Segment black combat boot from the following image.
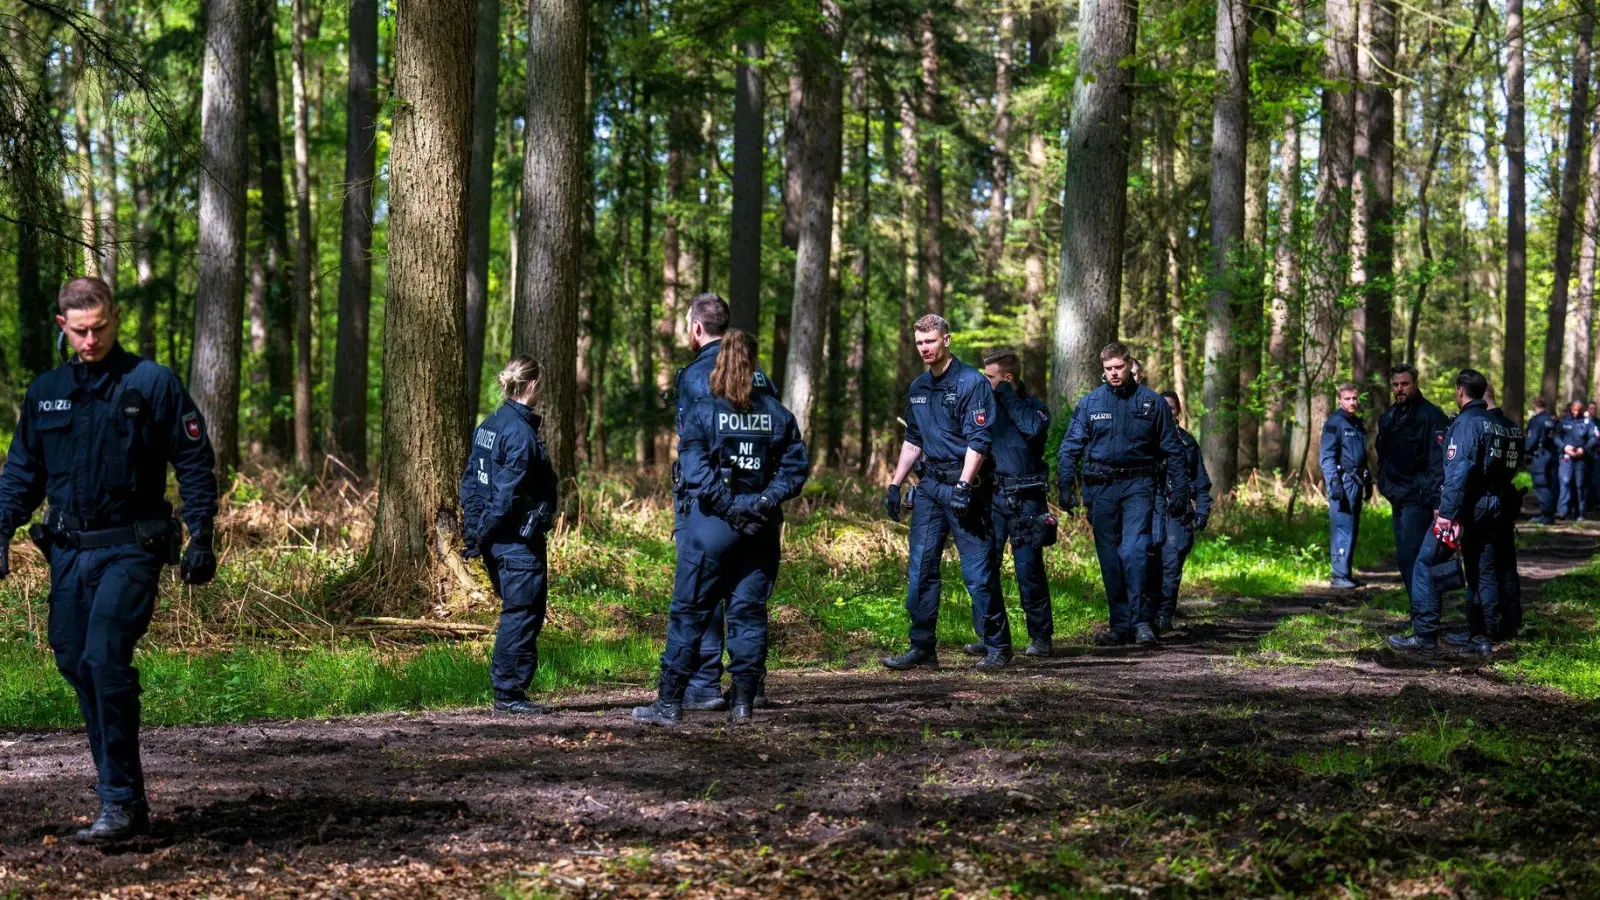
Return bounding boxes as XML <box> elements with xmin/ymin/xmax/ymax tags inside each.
<box><xmin>975</xmin><ymin>648</ymin><xmax>1012</xmax><ymax>670</ymax></box>
<box><xmin>75</xmin><ymin>798</ymin><xmax>150</xmax><ymax>843</ymax></box>
<box><xmin>494</xmin><ymin>698</ymin><xmax>554</xmax><ymax>715</ymax></box>
<box><xmin>1386</xmin><ymin>633</ymin><xmax>1437</xmax><ymax>657</ymax></box>
<box><xmin>727</xmin><ymin>677</ymin><xmax>757</xmax><ymax>725</ymax></box>
<box><xmin>961</xmin><ymin>642</ymin><xmax>986</xmax><ymax>656</ymax></box>
<box><xmin>1134</xmin><ymin>623</ymin><xmax>1160</xmax><ymax>648</ymax></box>
<box><xmin>1455</xmin><ymin>635</ymin><xmax>1493</xmax><ymax>659</ymax></box>
<box><xmin>882</xmin><ymin>647</ymin><xmax>939</xmax><ymax>670</ymax></box>
<box><xmin>632</xmin><ymin>674</ymin><xmax>685</xmax><ymax>726</ymax></box>
<box><xmin>1094</xmin><ymin>630</ymin><xmax>1132</xmax><ymax>647</ymax></box>
<box><xmin>1155</xmin><ymin>615</ymin><xmax>1173</xmax><ymax>635</ymax></box>
<box><xmin>1024</xmin><ymin>638</ymin><xmax>1052</xmax><ymax>658</ymax></box>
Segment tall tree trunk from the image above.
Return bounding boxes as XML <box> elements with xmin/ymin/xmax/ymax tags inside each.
<box><xmin>824</xmin><ymin>191</ymin><xmax>845</xmax><ymax>465</ymax></box>
<box><xmin>852</xmin><ymin>55</ymin><xmax>873</xmax><ymax>474</ymax></box>
<box><xmin>250</xmin><ymin>0</ymin><xmax>293</xmax><ymax>451</ymax></box>
<box><xmin>1362</xmin><ymin>0</ymin><xmax>1396</xmax><ymax>413</ymax></box>
<box><xmin>633</xmin><ymin>92</ymin><xmax>656</xmax><ymax>468</ymax></box>
<box><xmin>729</xmin><ymin>38</ymin><xmax>765</xmax><ymax>333</ymax></box>
<box><xmin>96</xmin><ymin>69</ymin><xmax>118</xmax><ymax>294</ymax></box>
<box><xmin>1542</xmin><ymin>8</ymin><xmax>1594</xmax><ymax>406</ymax></box>
<box><xmin>1482</xmin><ymin>76</ymin><xmax>1505</xmax><ymax>378</ymax></box>
<box><xmin>332</xmin><ymin>0</ymin><xmax>379</xmax><ymax>476</ymax></box>
<box><xmin>1239</xmin><ymin>129</ymin><xmax>1270</xmax><ymax>473</ymax></box>
<box><xmin>1159</xmin><ymin>119</ymin><xmax>1187</xmax><ymax>409</ymax></box>
<box><xmin>1020</xmin><ymin>0</ymin><xmax>1053</xmax><ymax>396</ymax></box>
<box><xmin>290</xmin><ymin>0</ymin><xmax>315</xmax><ymax>472</ymax></box>
<box><xmin>658</xmin><ymin>104</ymin><xmax>695</xmax><ymax>458</ymax></box>
<box><xmin>515</xmin><ymin>0</ymin><xmax>586</xmax><ymax>485</ymax></box>
<box><xmin>1348</xmin><ymin>0</ymin><xmax>1370</xmax><ymax>382</ymax></box>
<box><xmin>1503</xmin><ymin>0</ymin><xmax>1527</xmax><ymax>418</ymax></box>
<box><xmin>132</xmin><ymin>169</ymin><xmax>157</xmax><ymax>358</ymax></box>
<box><xmin>1200</xmin><ymin>0</ymin><xmax>1248</xmax><ymax>495</ymax></box>
<box><xmin>1298</xmin><ymin>0</ymin><xmax>1357</xmax><ymax>485</ymax></box>
<box><xmin>1049</xmin><ymin>0</ymin><xmax>1139</xmax><ymax>410</ymax></box>
<box><xmin>920</xmin><ymin>10</ymin><xmax>945</xmax><ymax>315</ymax></box>
<box><xmin>374</xmin><ymin>0</ymin><xmax>473</xmax><ymax>574</ymax></box>
<box><xmin>984</xmin><ymin>10</ymin><xmax>1014</xmax><ymax>317</ymax></box>
<box><xmin>464</xmin><ymin>0</ymin><xmax>500</xmax><ymax>421</ymax></box>
<box><xmin>72</xmin><ymin>34</ymin><xmax>99</xmax><ymax>279</ymax></box>
<box><xmin>783</xmin><ymin>72</ymin><xmax>804</xmax><ymax>252</ymax></box>
<box><xmin>1570</xmin><ymin>105</ymin><xmax>1600</xmax><ymax>401</ymax></box>
<box><xmin>783</xmin><ymin>0</ymin><xmax>844</xmax><ymax>438</ymax></box>
<box><xmin>193</xmin><ymin>0</ymin><xmax>250</xmax><ymax>476</ymax></box>
<box><xmin>889</xmin><ymin>84</ymin><xmax>917</xmax><ymax>448</ymax></box>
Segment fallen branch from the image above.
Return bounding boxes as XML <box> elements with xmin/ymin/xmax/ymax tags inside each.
<box><xmin>352</xmin><ymin>616</ymin><xmax>494</xmax><ymax>635</ymax></box>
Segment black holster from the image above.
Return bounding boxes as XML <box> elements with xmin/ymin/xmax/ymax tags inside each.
<box><xmin>28</xmin><ymin>522</ymin><xmax>52</xmax><ymax>556</ymax></box>
<box><xmin>138</xmin><ymin>519</ymin><xmax>183</xmax><ymax>566</ymax></box>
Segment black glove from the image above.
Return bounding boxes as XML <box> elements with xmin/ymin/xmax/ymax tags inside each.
<box><xmin>755</xmin><ymin>495</ymin><xmax>777</xmax><ymax>520</ymax></box>
<box><xmin>181</xmin><ymin>530</ymin><xmax>217</xmax><ymax>585</ymax></box>
<box><xmin>727</xmin><ymin>495</ymin><xmax>766</xmax><ymax>535</ymax></box>
<box><xmin>993</xmin><ymin>379</ymin><xmax>1015</xmax><ymax>397</ymax></box>
<box><xmin>0</xmin><ymin>536</ymin><xmax>10</xmax><ymax>580</ymax></box>
<box><xmin>701</xmin><ymin>480</ymin><xmax>736</xmax><ymax>519</ymax></box>
<box><xmin>885</xmin><ymin>484</ymin><xmax>903</xmax><ymax>522</ymax></box>
<box><xmin>951</xmin><ymin>480</ymin><xmax>972</xmax><ymax>515</ymax></box>
<box><xmin>1193</xmin><ymin>513</ymin><xmax>1210</xmax><ymax>533</ymax></box>
<box><xmin>1166</xmin><ymin>491</ymin><xmax>1190</xmax><ymax>519</ymax></box>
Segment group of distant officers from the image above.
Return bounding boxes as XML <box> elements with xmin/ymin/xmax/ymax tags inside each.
<box><xmin>0</xmin><ymin>278</ymin><xmax>1549</xmax><ymax>842</ymax></box>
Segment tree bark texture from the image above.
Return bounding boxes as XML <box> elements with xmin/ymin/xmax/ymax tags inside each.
<box><xmin>1361</xmin><ymin>0</ymin><xmax>1396</xmax><ymax>407</ymax></box>
<box><xmin>1569</xmin><ymin>102</ymin><xmax>1600</xmax><ymax>402</ymax></box>
<box><xmin>515</xmin><ymin>0</ymin><xmax>587</xmax><ymax>484</ymax></box>
<box><xmin>192</xmin><ymin>0</ymin><xmax>250</xmax><ymax>475</ymax></box>
<box><xmin>729</xmin><ymin>38</ymin><xmax>765</xmax><ymax>334</ymax></box>
<box><xmin>290</xmin><ymin>0</ymin><xmax>315</xmax><ymax>472</ymax></box>
<box><xmin>332</xmin><ymin>0</ymin><xmax>379</xmax><ymax>475</ymax></box>
<box><xmin>920</xmin><ymin>10</ymin><xmax>945</xmax><ymax>316</ymax></box>
<box><xmin>1200</xmin><ymin>0</ymin><xmax>1248</xmax><ymax>495</ymax></box>
<box><xmin>374</xmin><ymin>0</ymin><xmax>473</xmax><ymax>572</ymax></box>
<box><xmin>984</xmin><ymin>9</ymin><xmax>1014</xmax><ymax>317</ymax></box>
<box><xmin>464</xmin><ymin>0</ymin><xmax>501</xmax><ymax>421</ymax></box>
<box><xmin>1542</xmin><ymin>8</ymin><xmax>1594</xmax><ymax>406</ymax></box>
<box><xmin>249</xmin><ymin>0</ymin><xmax>293</xmax><ymax>450</ymax></box>
<box><xmin>1049</xmin><ymin>0</ymin><xmax>1138</xmax><ymax>411</ymax></box>
<box><xmin>1020</xmin><ymin>0</ymin><xmax>1053</xmax><ymax>396</ymax></box>
<box><xmin>1503</xmin><ymin>0</ymin><xmax>1527</xmax><ymax>418</ymax></box>
<box><xmin>1260</xmin><ymin>107</ymin><xmax>1300</xmax><ymax>474</ymax></box>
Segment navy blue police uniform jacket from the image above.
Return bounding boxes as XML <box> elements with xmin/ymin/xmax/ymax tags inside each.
<box><xmin>1555</xmin><ymin>414</ymin><xmax>1598</xmax><ymax>458</ymax></box>
<box><xmin>1172</xmin><ymin>427</ymin><xmax>1213</xmax><ymax>519</ymax></box>
<box><xmin>0</xmin><ymin>344</ymin><xmax>217</xmax><ymax>539</ymax></box>
<box><xmin>1524</xmin><ymin>411</ymin><xmax>1557</xmax><ymax>464</ymax></box>
<box><xmin>988</xmin><ymin>382</ymin><xmax>1051</xmax><ymax>481</ymax></box>
<box><xmin>675</xmin><ymin>340</ymin><xmax>774</xmax><ymax>436</ymax></box>
<box><xmin>1056</xmin><ymin>381</ymin><xmax>1189</xmax><ymax>502</ymax></box>
<box><xmin>1319</xmin><ymin>409</ymin><xmax>1369</xmax><ymax>501</ymax></box>
<box><xmin>460</xmin><ymin>400</ymin><xmax>559</xmax><ymax>553</ymax></box>
<box><xmin>1438</xmin><ymin>399</ymin><xmax>1518</xmax><ymax>523</ymax></box>
<box><xmin>904</xmin><ymin>358</ymin><xmax>995</xmax><ymax>476</ymax></box>
<box><xmin>679</xmin><ymin>391</ymin><xmax>810</xmax><ymax>513</ymax></box>
<box><xmin>1375</xmin><ymin>395</ymin><xmax>1449</xmax><ymax>508</ymax></box>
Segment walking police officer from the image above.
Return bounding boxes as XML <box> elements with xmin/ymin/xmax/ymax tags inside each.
<box><xmin>1375</xmin><ymin>363</ymin><xmax>1449</xmax><ymax>603</ymax></box>
<box><xmin>0</xmin><ymin>278</ymin><xmax>218</xmax><ymax>841</ymax></box>
<box><xmin>881</xmin><ymin>314</ymin><xmax>1012</xmax><ymax>670</ymax></box>
<box><xmin>1525</xmin><ymin>397</ymin><xmax>1558</xmax><ymax>524</ymax></box>
<box><xmin>1556</xmin><ymin>400</ymin><xmax>1595</xmax><ymax>521</ymax></box>
<box><xmin>961</xmin><ymin>350</ymin><xmax>1054</xmax><ymax>658</ymax></box>
<box><xmin>1058</xmin><ymin>342</ymin><xmax>1190</xmax><ymax>648</ymax></box>
<box><xmin>1458</xmin><ymin>384</ymin><xmax>1523</xmax><ymax>641</ymax></box>
<box><xmin>1390</xmin><ymin>370</ymin><xmax>1516</xmax><ymax>659</ymax></box>
<box><xmin>1151</xmin><ymin>391</ymin><xmax>1211</xmax><ymax>634</ymax></box>
<box><xmin>672</xmin><ymin>293</ymin><xmax>774</xmax><ymax>710</ymax></box>
<box><xmin>633</xmin><ymin>329</ymin><xmax>809</xmax><ymax>725</ymax></box>
<box><xmin>1320</xmin><ymin>383</ymin><xmax>1370</xmax><ymax>590</ymax></box>
<box><xmin>461</xmin><ymin>355</ymin><xmax>559</xmax><ymax>716</ymax></box>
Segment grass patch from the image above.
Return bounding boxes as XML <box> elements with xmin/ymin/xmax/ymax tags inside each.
<box><xmin>1498</xmin><ymin>555</ymin><xmax>1600</xmax><ymax>698</ymax></box>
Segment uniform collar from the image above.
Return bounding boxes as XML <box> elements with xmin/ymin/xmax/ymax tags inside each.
<box><xmin>1460</xmin><ymin>398</ymin><xmax>1488</xmax><ymax>413</ymax></box>
<box><xmin>1108</xmin><ymin>380</ymin><xmax>1138</xmax><ymax>399</ymax></box>
<box><xmin>504</xmin><ymin>399</ymin><xmax>542</xmax><ymax>431</ymax></box>
<box><xmin>68</xmin><ymin>343</ymin><xmax>134</xmax><ymax>395</ymax></box>
<box><xmin>693</xmin><ymin>340</ymin><xmax>721</xmax><ymax>363</ymax></box>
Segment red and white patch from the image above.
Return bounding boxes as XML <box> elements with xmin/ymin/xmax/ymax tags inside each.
<box><xmin>1435</xmin><ymin>430</ymin><xmax>1446</xmax><ymax>444</ymax></box>
<box><xmin>973</xmin><ymin>409</ymin><xmax>987</xmax><ymax>427</ymax></box>
<box><xmin>183</xmin><ymin>411</ymin><xmax>202</xmax><ymax>442</ymax></box>
<box><xmin>1447</xmin><ymin>442</ymin><xmax>1457</xmax><ymax>460</ymax></box>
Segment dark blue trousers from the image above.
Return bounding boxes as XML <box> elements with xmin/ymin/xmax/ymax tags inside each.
<box><xmin>674</xmin><ymin>501</ymin><xmax>725</xmax><ymax>701</ymax></box>
<box><xmin>1559</xmin><ymin>456</ymin><xmax>1588</xmax><ymax>519</ymax></box>
<box><xmin>486</xmin><ymin>539</ymin><xmax>549</xmax><ymax>702</ymax></box>
<box><xmin>1329</xmin><ymin>498</ymin><xmax>1362</xmax><ymax>580</ymax></box>
<box><xmin>1151</xmin><ymin>516</ymin><xmax>1194</xmax><ymax>623</ymax></box>
<box><xmin>1531</xmin><ymin>457</ymin><xmax>1557</xmax><ymax>519</ymax></box>
<box><xmin>989</xmin><ymin>489</ymin><xmax>1053</xmax><ymax>642</ymax></box>
<box><xmin>907</xmin><ymin>481</ymin><xmax>1010</xmax><ymax>653</ymax></box>
<box><xmin>47</xmin><ymin>545</ymin><xmax>163</xmax><ymax>803</ymax></box>
<box><xmin>1476</xmin><ymin>512</ymin><xmax>1521</xmax><ymax>638</ymax></box>
<box><xmin>1409</xmin><ymin>527</ymin><xmax>1497</xmax><ymax>643</ymax></box>
<box><xmin>1391</xmin><ymin>501</ymin><xmax>1432</xmax><ymax>601</ymax></box>
<box><xmin>1084</xmin><ymin>477</ymin><xmax>1158</xmax><ymax>637</ymax></box>
<box><xmin>660</xmin><ymin>511</ymin><xmax>779</xmax><ymax>691</ymax></box>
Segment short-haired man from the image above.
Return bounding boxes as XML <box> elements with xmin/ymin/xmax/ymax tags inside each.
<box><xmin>1375</xmin><ymin>363</ymin><xmax>1449</xmax><ymax>602</ymax></box>
<box><xmin>1058</xmin><ymin>342</ymin><xmax>1189</xmax><ymax>647</ymax></box>
<box><xmin>0</xmin><ymin>277</ymin><xmax>219</xmax><ymax>840</ymax></box>
<box><xmin>672</xmin><ymin>293</ymin><xmax>775</xmax><ymax>710</ymax></box>
<box><xmin>1524</xmin><ymin>397</ymin><xmax>1558</xmax><ymax>524</ymax></box>
<box><xmin>1555</xmin><ymin>400</ymin><xmax>1596</xmax><ymax>521</ymax></box>
<box><xmin>1151</xmin><ymin>391</ymin><xmax>1212</xmax><ymax>634</ymax></box>
<box><xmin>881</xmin><ymin>315</ymin><xmax>1012</xmax><ymax>670</ymax></box>
<box><xmin>964</xmin><ymin>350</ymin><xmax>1054</xmax><ymax>657</ymax></box>
<box><xmin>1320</xmin><ymin>383</ymin><xmax>1371</xmax><ymax>590</ymax></box>
<box><xmin>1390</xmin><ymin>369</ymin><xmax>1517</xmax><ymax>658</ymax></box>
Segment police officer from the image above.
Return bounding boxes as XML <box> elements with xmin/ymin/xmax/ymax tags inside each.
<box><xmin>0</xmin><ymin>278</ymin><xmax>218</xmax><ymax>841</ymax></box>
<box><xmin>460</xmin><ymin>355</ymin><xmax>559</xmax><ymax>716</ymax></box>
<box><xmin>959</xmin><ymin>350</ymin><xmax>1054</xmax><ymax>658</ymax></box>
<box><xmin>1390</xmin><ymin>370</ymin><xmax>1515</xmax><ymax>658</ymax></box>
<box><xmin>1375</xmin><ymin>363</ymin><xmax>1449</xmax><ymax>603</ymax></box>
<box><xmin>672</xmin><ymin>293</ymin><xmax>775</xmax><ymax>711</ymax></box>
<box><xmin>633</xmin><ymin>329</ymin><xmax>809</xmax><ymax>725</ymax></box>
<box><xmin>1150</xmin><ymin>391</ymin><xmax>1211</xmax><ymax>634</ymax></box>
<box><xmin>1058</xmin><ymin>342</ymin><xmax>1190</xmax><ymax>648</ymax></box>
<box><xmin>1556</xmin><ymin>400</ymin><xmax>1595</xmax><ymax>521</ymax></box>
<box><xmin>1320</xmin><ymin>383</ymin><xmax>1370</xmax><ymax>590</ymax></box>
<box><xmin>1524</xmin><ymin>397</ymin><xmax>1558</xmax><ymax>524</ymax></box>
<box><xmin>1446</xmin><ymin>384</ymin><xmax>1523</xmax><ymax>644</ymax></box>
<box><xmin>881</xmin><ymin>314</ymin><xmax>1011</xmax><ymax>670</ymax></box>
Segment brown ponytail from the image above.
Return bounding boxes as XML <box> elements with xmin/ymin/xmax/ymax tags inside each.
<box><xmin>710</xmin><ymin>329</ymin><xmax>757</xmax><ymax>411</ymax></box>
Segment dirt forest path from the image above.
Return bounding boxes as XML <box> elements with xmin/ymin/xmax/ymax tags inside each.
<box><xmin>3</xmin><ymin>526</ymin><xmax>1599</xmax><ymax>898</ymax></box>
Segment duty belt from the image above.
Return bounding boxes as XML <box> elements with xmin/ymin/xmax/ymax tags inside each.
<box><xmin>918</xmin><ymin>462</ymin><xmax>981</xmax><ymax>487</ymax></box>
<box><xmin>53</xmin><ymin>525</ymin><xmax>144</xmax><ymax>550</ymax></box>
<box><xmin>995</xmin><ymin>473</ymin><xmax>1048</xmax><ymax>492</ymax></box>
<box><xmin>1082</xmin><ymin>464</ymin><xmax>1161</xmax><ymax>483</ymax></box>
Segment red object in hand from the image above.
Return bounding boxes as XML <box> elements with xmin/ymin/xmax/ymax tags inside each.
<box><xmin>1433</xmin><ymin>516</ymin><xmax>1461</xmax><ymax>550</ymax></box>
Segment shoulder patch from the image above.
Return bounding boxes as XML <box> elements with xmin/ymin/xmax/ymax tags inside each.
<box><xmin>1446</xmin><ymin>442</ymin><xmax>1457</xmax><ymax>460</ymax></box>
<box><xmin>973</xmin><ymin>408</ymin><xmax>987</xmax><ymax>427</ymax></box>
<box><xmin>183</xmin><ymin>411</ymin><xmax>203</xmax><ymax>442</ymax></box>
